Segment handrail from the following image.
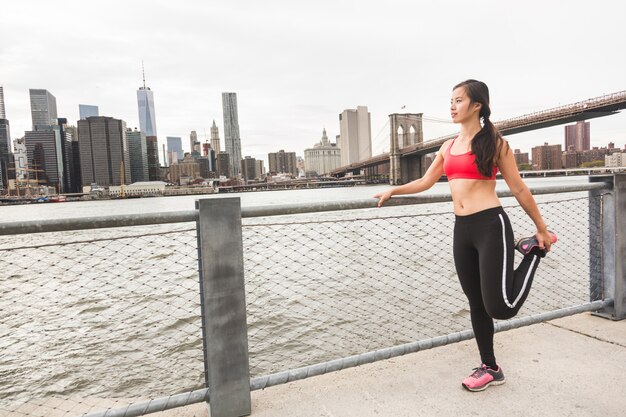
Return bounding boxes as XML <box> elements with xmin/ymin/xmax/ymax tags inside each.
<box><xmin>0</xmin><ymin>182</ymin><xmax>610</xmax><ymax>236</ymax></box>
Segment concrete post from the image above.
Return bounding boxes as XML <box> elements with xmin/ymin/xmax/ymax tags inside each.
<box><xmin>196</xmin><ymin>197</ymin><xmax>251</xmax><ymax>416</ymax></box>
<box><xmin>590</xmin><ymin>174</ymin><xmax>626</xmax><ymax>320</ymax></box>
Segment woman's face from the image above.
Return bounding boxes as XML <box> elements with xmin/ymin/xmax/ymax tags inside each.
<box><xmin>450</xmin><ymin>87</ymin><xmax>480</xmax><ymax>124</ymax></box>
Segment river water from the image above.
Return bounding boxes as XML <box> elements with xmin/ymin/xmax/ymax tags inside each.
<box><xmin>0</xmin><ymin>176</ymin><xmax>597</xmax><ymax>414</ymax></box>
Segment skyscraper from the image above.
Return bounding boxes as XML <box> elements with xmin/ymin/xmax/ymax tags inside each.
<box><xmin>0</xmin><ymin>86</ymin><xmax>10</xmax><ymax>189</ymax></box>
<box><xmin>167</xmin><ymin>136</ymin><xmax>183</xmax><ymax>164</ymax></box>
<box><xmin>564</xmin><ymin>121</ymin><xmax>590</xmax><ymax>151</ymax></box>
<box><xmin>78</xmin><ymin>116</ymin><xmax>130</xmax><ymax>187</ymax></box>
<box><xmin>137</xmin><ymin>68</ymin><xmax>160</xmax><ymax>180</ymax></box>
<box><xmin>190</xmin><ymin>130</ymin><xmax>201</xmax><ymax>156</ymax></box>
<box><xmin>222</xmin><ymin>92</ymin><xmax>242</xmax><ymax>177</ymax></box>
<box><xmin>29</xmin><ymin>89</ymin><xmax>58</xmax><ymax>130</ymax></box>
<box><xmin>126</xmin><ymin>128</ymin><xmax>149</xmax><ymax>183</ymax></box>
<box><xmin>339</xmin><ymin>106</ymin><xmax>372</xmax><ymax>166</ymax></box>
<box><xmin>0</xmin><ymin>119</ymin><xmax>9</xmax><ymax>190</ymax></box>
<box><xmin>137</xmin><ymin>85</ymin><xmax>157</xmax><ymax>136</ymax></box>
<box><xmin>79</xmin><ymin>104</ymin><xmax>99</xmax><ymax>120</ymax></box>
<box><xmin>210</xmin><ymin>120</ymin><xmax>221</xmax><ymax>154</ymax></box>
<box><xmin>24</xmin><ymin>129</ymin><xmax>63</xmax><ymax>189</ymax></box>
<box><xmin>0</xmin><ymin>85</ymin><xmax>6</xmax><ymax>119</ymax></box>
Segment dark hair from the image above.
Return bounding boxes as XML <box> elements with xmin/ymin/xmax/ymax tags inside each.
<box><xmin>453</xmin><ymin>79</ymin><xmax>506</xmax><ymax>177</ymax></box>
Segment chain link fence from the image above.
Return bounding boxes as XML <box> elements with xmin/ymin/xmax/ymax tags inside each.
<box><xmin>244</xmin><ymin>195</ymin><xmax>599</xmax><ymax>377</ymax></box>
<box><xmin>0</xmin><ymin>191</ymin><xmax>607</xmax><ymax>417</ymax></box>
<box><xmin>0</xmin><ymin>226</ymin><xmax>203</xmax><ymax>417</ymax></box>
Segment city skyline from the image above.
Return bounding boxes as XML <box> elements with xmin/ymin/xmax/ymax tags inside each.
<box><xmin>1</xmin><ymin>1</ymin><xmax>625</xmax><ymax>168</ymax></box>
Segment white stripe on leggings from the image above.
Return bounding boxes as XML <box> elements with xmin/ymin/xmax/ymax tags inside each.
<box><xmin>499</xmin><ymin>214</ymin><xmax>537</xmax><ymax>308</ymax></box>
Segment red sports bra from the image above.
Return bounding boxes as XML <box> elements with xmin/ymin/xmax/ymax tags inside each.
<box><xmin>443</xmin><ymin>137</ymin><xmax>498</xmax><ymax>180</ymax></box>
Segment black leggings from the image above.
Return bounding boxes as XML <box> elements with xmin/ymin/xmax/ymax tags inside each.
<box><xmin>453</xmin><ymin>206</ymin><xmax>540</xmax><ymax>368</ymax></box>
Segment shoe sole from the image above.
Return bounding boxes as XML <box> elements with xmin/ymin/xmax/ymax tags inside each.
<box><xmin>515</xmin><ymin>232</ymin><xmax>557</xmax><ymax>256</ymax></box>
<box><xmin>462</xmin><ymin>378</ymin><xmax>506</xmax><ymax>392</ymax></box>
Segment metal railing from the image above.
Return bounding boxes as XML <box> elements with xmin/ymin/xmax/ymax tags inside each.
<box><xmin>0</xmin><ymin>176</ymin><xmax>624</xmax><ymax>417</ymax></box>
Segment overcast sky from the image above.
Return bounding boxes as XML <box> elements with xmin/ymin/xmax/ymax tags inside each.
<box><xmin>1</xmin><ymin>0</ymin><xmax>625</xmax><ymax>166</ymax></box>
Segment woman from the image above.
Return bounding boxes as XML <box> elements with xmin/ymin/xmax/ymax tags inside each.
<box><xmin>374</xmin><ymin>79</ymin><xmax>557</xmax><ymax>392</ymax></box>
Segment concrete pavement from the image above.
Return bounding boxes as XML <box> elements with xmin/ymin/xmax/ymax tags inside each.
<box><xmin>35</xmin><ymin>313</ymin><xmax>624</xmax><ymax>417</ymax></box>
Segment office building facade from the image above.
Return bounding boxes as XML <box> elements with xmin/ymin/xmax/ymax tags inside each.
<box><xmin>241</xmin><ymin>156</ymin><xmax>257</xmax><ymax>181</ymax></box>
<box><xmin>78</xmin><ymin>116</ymin><xmax>131</xmax><ymax>187</ymax></box>
<box><xmin>167</xmin><ymin>136</ymin><xmax>184</xmax><ymax>164</ymax></box>
<box><xmin>79</xmin><ymin>104</ymin><xmax>99</xmax><ymax>120</ymax></box>
<box><xmin>268</xmin><ymin>150</ymin><xmax>298</xmax><ymax>176</ymax></box>
<box><xmin>29</xmin><ymin>89</ymin><xmax>58</xmax><ymax>130</ymax></box>
<box><xmin>127</xmin><ymin>128</ymin><xmax>149</xmax><ymax>183</ymax></box>
<box><xmin>24</xmin><ymin>129</ymin><xmax>64</xmax><ymax>188</ymax></box>
<box><xmin>222</xmin><ymin>92</ymin><xmax>242</xmax><ymax>177</ymax></box>
<box><xmin>0</xmin><ymin>85</ymin><xmax>6</xmax><ymax>119</ymax></box>
<box><xmin>339</xmin><ymin>106</ymin><xmax>372</xmax><ymax>166</ymax></box>
<box><xmin>0</xmin><ymin>118</ymin><xmax>10</xmax><ymax>189</ymax></box>
<box><xmin>217</xmin><ymin>151</ymin><xmax>231</xmax><ymax>178</ymax></box>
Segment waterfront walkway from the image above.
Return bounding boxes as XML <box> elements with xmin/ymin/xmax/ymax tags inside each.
<box><xmin>155</xmin><ymin>312</ymin><xmax>626</xmax><ymax>417</ymax></box>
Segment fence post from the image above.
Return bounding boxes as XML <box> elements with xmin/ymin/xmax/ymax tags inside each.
<box><xmin>196</xmin><ymin>197</ymin><xmax>251</xmax><ymax>417</ymax></box>
<box><xmin>590</xmin><ymin>173</ymin><xmax>626</xmax><ymax>320</ymax></box>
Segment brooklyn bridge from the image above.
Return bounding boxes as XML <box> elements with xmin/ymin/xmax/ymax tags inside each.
<box><xmin>330</xmin><ymin>91</ymin><xmax>626</xmax><ymax>184</ymax></box>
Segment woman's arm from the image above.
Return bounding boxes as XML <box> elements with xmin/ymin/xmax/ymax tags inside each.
<box><xmin>498</xmin><ymin>140</ymin><xmax>553</xmax><ymax>250</ymax></box>
<box><xmin>374</xmin><ymin>140</ymin><xmax>449</xmax><ymax>207</ymax></box>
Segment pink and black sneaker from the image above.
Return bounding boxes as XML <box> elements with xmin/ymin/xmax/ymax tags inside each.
<box><xmin>515</xmin><ymin>231</ymin><xmax>558</xmax><ymax>258</ymax></box>
<box><xmin>462</xmin><ymin>364</ymin><xmax>505</xmax><ymax>392</ymax></box>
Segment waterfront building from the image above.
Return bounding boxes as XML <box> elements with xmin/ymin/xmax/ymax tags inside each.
<box><xmin>513</xmin><ymin>149</ymin><xmax>529</xmax><ymax>166</ymax></box>
<box><xmin>605</xmin><ymin>152</ymin><xmax>626</xmax><ymax>167</ymax></box>
<box><xmin>339</xmin><ymin>106</ymin><xmax>372</xmax><ymax>166</ymax></box>
<box><xmin>29</xmin><ymin>89</ymin><xmax>58</xmax><ymax>131</ymax></box>
<box><xmin>0</xmin><ymin>85</ymin><xmax>5</xmax><ymax>119</ymax></box>
<box><xmin>108</xmin><ymin>181</ymin><xmax>166</xmax><ymax>197</ymax></box>
<box><xmin>24</xmin><ymin>129</ymin><xmax>63</xmax><ymax>189</ymax></box>
<box><xmin>137</xmin><ymin>86</ymin><xmax>157</xmax><ymax>137</ymax></box>
<box><xmin>255</xmin><ymin>159</ymin><xmax>265</xmax><ymax>178</ymax></box>
<box><xmin>146</xmin><ymin>136</ymin><xmax>160</xmax><ymax>181</ymax></box>
<box><xmin>0</xmin><ymin>118</ymin><xmax>10</xmax><ymax>190</ymax></box>
<box><xmin>241</xmin><ymin>156</ymin><xmax>257</xmax><ymax>181</ymax></box>
<box><xmin>222</xmin><ymin>92</ymin><xmax>242</xmax><ymax>177</ymax></box>
<box><xmin>210</xmin><ymin>120</ymin><xmax>221</xmax><ymax>154</ymax></box>
<box><xmin>170</xmin><ymin>153</ymin><xmax>200</xmax><ymax>185</ymax></box>
<box><xmin>268</xmin><ymin>150</ymin><xmax>297</xmax><ymax>177</ymax></box>
<box><xmin>202</xmin><ymin>144</ymin><xmax>217</xmax><ymax>173</ymax></box>
<box><xmin>565</xmin><ymin>121</ymin><xmax>590</xmax><ymax>152</ymax></box>
<box><xmin>167</xmin><ymin>136</ymin><xmax>183</xmax><ymax>164</ymax></box>
<box><xmin>79</xmin><ymin>104</ymin><xmax>99</xmax><ymax>120</ymax></box>
<box><xmin>198</xmin><ymin>156</ymin><xmax>211</xmax><ymax>178</ymax></box>
<box><xmin>189</xmin><ymin>130</ymin><xmax>201</xmax><ymax>156</ymax></box>
<box><xmin>77</xmin><ymin>116</ymin><xmax>130</xmax><ymax>187</ymax></box>
<box><xmin>531</xmin><ymin>143</ymin><xmax>562</xmax><ymax>170</ymax></box>
<box><xmin>55</xmin><ymin>118</ymin><xmax>76</xmax><ymax>194</ymax></box>
<box><xmin>562</xmin><ymin>146</ymin><xmax>579</xmax><ymax>169</ymax></box>
<box><xmin>217</xmin><ymin>151</ymin><xmax>231</xmax><ymax>178</ymax></box>
<box><xmin>13</xmin><ymin>138</ymin><xmax>28</xmax><ymax>181</ymax></box>
<box><xmin>126</xmin><ymin>128</ymin><xmax>149</xmax><ymax>183</ymax></box>
<box><xmin>304</xmin><ymin>128</ymin><xmax>341</xmax><ymax>176</ymax></box>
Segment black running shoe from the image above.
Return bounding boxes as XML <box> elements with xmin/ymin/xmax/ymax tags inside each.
<box><xmin>515</xmin><ymin>231</ymin><xmax>557</xmax><ymax>258</ymax></box>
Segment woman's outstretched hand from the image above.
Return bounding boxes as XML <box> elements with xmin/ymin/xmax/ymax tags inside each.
<box><xmin>535</xmin><ymin>229</ymin><xmax>555</xmax><ymax>252</ymax></box>
<box><xmin>374</xmin><ymin>190</ymin><xmax>393</xmax><ymax>207</ymax></box>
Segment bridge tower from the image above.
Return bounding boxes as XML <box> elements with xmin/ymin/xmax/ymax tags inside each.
<box><xmin>389</xmin><ymin>113</ymin><xmax>423</xmax><ymax>184</ymax></box>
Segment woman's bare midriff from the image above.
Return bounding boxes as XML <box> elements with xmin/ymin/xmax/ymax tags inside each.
<box><xmin>448</xmin><ymin>179</ymin><xmax>501</xmax><ymax>216</ymax></box>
